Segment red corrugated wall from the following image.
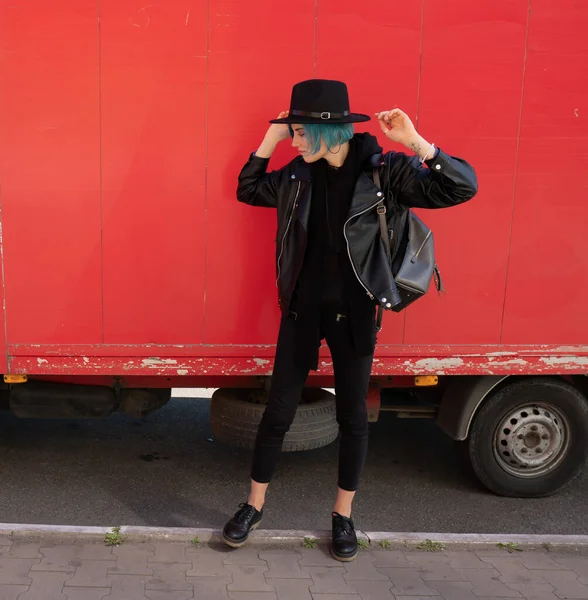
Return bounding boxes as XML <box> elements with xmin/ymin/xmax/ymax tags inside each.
<box><xmin>0</xmin><ymin>0</ymin><xmax>586</xmax><ymax>378</ymax></box>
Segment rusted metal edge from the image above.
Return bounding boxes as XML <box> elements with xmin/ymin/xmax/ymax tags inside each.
<box><xmin>6</xmin><ymin>352</ymin><xmax>588</xmax><ymax>377</ymax></box>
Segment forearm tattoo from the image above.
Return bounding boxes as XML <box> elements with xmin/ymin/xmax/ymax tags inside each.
<box><xmin>409</xmin><ymin>140</ymin><xmax>421</xmax><ymax>154</ymax></box>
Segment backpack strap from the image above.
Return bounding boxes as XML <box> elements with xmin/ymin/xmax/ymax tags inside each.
<box><xmin>373</xmin><ymin>168</ymin><xmax>392</xmax><ymax>264</ymax></box>
<box><xmin>373</xmin><ymin>167</ymin><xmax>401</xmax><ymax>331</ymax></box>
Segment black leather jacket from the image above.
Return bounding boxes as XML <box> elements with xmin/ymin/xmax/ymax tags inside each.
<box><xmin>237</xmin><ymin>134</ymin><xmax>478</xmax><ymax>312</ymax></box>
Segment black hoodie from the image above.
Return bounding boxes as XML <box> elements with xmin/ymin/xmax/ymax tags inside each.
<box><xmin>290</xmin><ymin>133</ymin><xmax>383</xmax><ymax>365</ymax></box>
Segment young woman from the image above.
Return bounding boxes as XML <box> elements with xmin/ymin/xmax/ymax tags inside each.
<box><xmin>223</xmin><ymin>79</ymin><xmax>477</xmax><ymax>561</ymax></box>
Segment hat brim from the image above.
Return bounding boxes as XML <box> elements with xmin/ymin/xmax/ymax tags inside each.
<box><xmin>269</xmin><ymin>113</ymin><xmax>371</xmax><ymax>124</ymax></box>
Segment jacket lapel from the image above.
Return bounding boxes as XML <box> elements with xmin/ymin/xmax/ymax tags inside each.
<box><xmin>348</xmin><ymin>170</ymin><xmax>383</xmax><ymax>218</ymax></box>
<box><xmin>291</xmin><ymin>158</ymin><xmax>312</xmax><ymax>229</ymax></box>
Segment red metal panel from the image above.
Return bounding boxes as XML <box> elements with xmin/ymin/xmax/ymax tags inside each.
<box><xmin>1</xmin><ymin>1</ymin><xmax>587</xmax><ymax>378</ymax></box>
<box><xmin>203</xmin><ymin>0</ymin><xmax>316</xmax><ymax>344</ymax></box>
<box><xmin>502</xmin><ymin>0</ymin><xmax>588</xmax><ymax>343</ymax></box>
<box><xmin>404</xmin><ymin>0</ymin><xmax>529</xmax><ymax>344</ymax></box>
<box><xmin>100</xmin><ymin>0</ymin><xmax>207</xmax><ymax>343</ymax></box>
<box><xmin>0</xmin><ymin>247</ymin><xmax>6</xmax><ymax>374</ymax></box>
<box><xmin>315</xmin><ymin>0</ymin><xmax>423</xmax><ymax>345</ymax></box>
<box><xmin>0</xmin><ymin>1</ymin><xmax>102</xmax><ymax>344</ymax></box>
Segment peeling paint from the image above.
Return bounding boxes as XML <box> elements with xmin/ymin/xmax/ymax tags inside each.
<box><xmin>486</xmin><ymin>358</ymin><xmax>529</xmax><ymax>367</ymax></box>
<box><xmin>552</xmin><ymin>346</ymin><xmax>588</xmax><ymax>353</ymax></box>
<box><xmin>141</xmin><ymin>358</ymin><xmax>178</xmax><ymax>366</ymax></box>
<box><xmin>540</xmin><ymin>356</ymin><xmax>588</xmax><ymax>367</ymax></box>
<box><xmin>253</xmin><ymin>358</ymin><xmax>270</xmax><ymax>367</ymax></box>
<box><xmin>413</xmin><ymin>358</ymin><xmax>464</xmax><ymax>371</ymax></box>
<box><xmin>11</xmin><ymin>343</ymin><xmax>588</xmax><ymax>379</ymax></box>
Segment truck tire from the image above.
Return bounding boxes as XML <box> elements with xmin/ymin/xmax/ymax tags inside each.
<box><xmin>120</xmin><ymin>387</ymin><xmax>172</xmax><ymax>417</ymax></box>
<box><xmin>210</xmin><ymin>388</ymin><xmax>338</xmax><ymax>452</ymax></box>
<box><xmin>467</xmin><ymin>378</ymin><xmax>588</xmax><ymax>497</ymax></box>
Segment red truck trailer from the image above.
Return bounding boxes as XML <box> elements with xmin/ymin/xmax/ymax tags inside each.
<box><xmin>0</xmin><ymin>0</ymin><xmax>587</xmax><ymax>499</ymax></box>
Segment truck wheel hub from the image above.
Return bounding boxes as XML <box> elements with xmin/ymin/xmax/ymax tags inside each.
<box><xmin>493</xmin><ymin>403</ymin><xmax>570</xmax><ymax>478</ymax></box>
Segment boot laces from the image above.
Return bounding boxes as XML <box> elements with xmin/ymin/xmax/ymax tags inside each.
<box><xmin>333</xmin><ymin>513</ymin><xmax>354</xmax><ymax>536</ymax></box>
<box><xmin>235</xmin><ymin>503</ymin><xmax>257</xmax><ymax>524</ymax></box>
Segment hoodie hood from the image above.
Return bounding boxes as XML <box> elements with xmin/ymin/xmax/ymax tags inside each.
<box><xmin>353</xmin><ymin>132</ymin><xmax>384</xmax><ymax>166</ymax></box>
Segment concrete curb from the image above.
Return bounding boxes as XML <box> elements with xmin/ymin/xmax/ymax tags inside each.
<box><xmin>0</xmin><ymin>524</ymin><xmax>336</xmax><ymax>546</ymax></box>
<box><xmin>1</xmin><ymin>523</ymin><xmax>587</xmax><ymax>550</ymax></box>
<box><xmin>0</xmin><ymin>524</ymin><xmax>111</xmax><ymax>537</ymax></box>
<box><xmin>0</xmin><ymin>523</ymin><xmax>588</xmax><ymax>548</ymax></box>
<box><xmin>364</xmin><ymin>532</ymin><xmax>588</xmax><ymax>550</ymax></box>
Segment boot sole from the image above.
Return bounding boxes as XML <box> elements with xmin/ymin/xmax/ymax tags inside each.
<box><xmin>222</xmin><ymin>520</ymin><xmax>261</xmax><ymax>548</ymax></box>
<box><xmin>331</xmin><ymin>547</ymin><xmax>358</xmax><ymax>562</ymax></box>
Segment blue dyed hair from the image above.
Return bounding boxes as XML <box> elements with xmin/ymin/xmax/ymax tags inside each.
<box><xmin>289</xmin><ymin>123</ymin><xmax>354</xmax><ymax>155</ymax></box>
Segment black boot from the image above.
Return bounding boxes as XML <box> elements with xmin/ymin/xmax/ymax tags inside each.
<box><xmin>331</xmin><ymin>512</ymin><xmax>358</xmax><ymax>562</ymax></box>
<box><xmin>223</xmin><ymin>503</ymin><xmax>263</xmax><ymax>548</ymax></box>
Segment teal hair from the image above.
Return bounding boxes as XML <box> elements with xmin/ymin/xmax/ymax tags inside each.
<box><xmin>290</xmin><ymin>123</ymin><xmax>354</xmax><ymax>154</ymax></box>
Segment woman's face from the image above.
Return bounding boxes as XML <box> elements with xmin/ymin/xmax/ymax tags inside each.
<box><xmin>290</xmin><ymin>124</ymin><xmax>328</xmax><ymax>163</ymax></box>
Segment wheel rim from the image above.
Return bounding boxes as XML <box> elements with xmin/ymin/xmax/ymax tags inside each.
<box><xmin>493</xmin><ymin>403</ymin><xmax>571</xmax><ymax>478</ymax></box>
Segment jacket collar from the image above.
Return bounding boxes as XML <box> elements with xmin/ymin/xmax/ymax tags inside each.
<box><xmin>289</xmin><ymin>152</ymin><xmax>385</xmax><ymax>218</ymax></box>
<box><xmin>291</xmin><ymin>157</ymin><xmax>312</xmax><ymax>182</ymax></box>
<box><xmin>349</xmin><ymin>151</ymin><xmax>386</xmax><ymax>216</ymax></box>
<box><xmin>290</xmin><ymin>151</ymin><xmax>383</xmax><ymax>181</ymax></box>
<box><xmin>348</xmin><ymin>170</ymin><xmax>383</xmax><ymax>217</ymax></box>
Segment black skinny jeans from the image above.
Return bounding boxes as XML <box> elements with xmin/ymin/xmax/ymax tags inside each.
<box><xmin>251</xmin><ymin>309</ymin><xmax>374</xmax><ymax>492</ymax></box>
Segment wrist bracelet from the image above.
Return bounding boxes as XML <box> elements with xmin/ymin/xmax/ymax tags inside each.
<box><xmin>420</xmin><ymin>143</ymin><xmax>435</xmax><ymax>164</ymax></box>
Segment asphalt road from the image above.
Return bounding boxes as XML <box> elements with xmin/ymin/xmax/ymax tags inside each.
<box><xmin>0</xmin><ymin>395</ymin><xmax>586</xmax><ymax>534</ymax></box>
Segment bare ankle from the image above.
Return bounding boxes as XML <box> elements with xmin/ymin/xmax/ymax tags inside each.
<box><xmin>248</xmin><ymin>497</ymin><xmax>264</xmax><ymax>511</ymax></box>
<box><xmin>249</xmin><ymin>479</ymin><xmax>269</xmax><ymax>512</ymax></box>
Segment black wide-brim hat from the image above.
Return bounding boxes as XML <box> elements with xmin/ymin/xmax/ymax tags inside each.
<box><xmin>269</xmin><ymin>79</ymin><xmax>370</xmax><ymax>124</ymax></box>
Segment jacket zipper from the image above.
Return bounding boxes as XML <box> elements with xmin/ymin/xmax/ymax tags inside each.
<box><xmin>411</xmin><ymin>230</ymin><xmax>432</xmax><ymax>263</ymax></box>
<box><xmin>276</xmin><ymin>181</ymin><xmax>301</xmax><ymax>287</ymax></box>
<box><xmin>343</xmin><ymin>198</ymin><xmax>383</xmax><ymax>300</ymax></box>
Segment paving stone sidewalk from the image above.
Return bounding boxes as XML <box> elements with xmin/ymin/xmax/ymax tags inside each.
<box><xmin>0</xmin><ymin>535</ymin><xmax>587</xmax><ymax>600</ymax></box>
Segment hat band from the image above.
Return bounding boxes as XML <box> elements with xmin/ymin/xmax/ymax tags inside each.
<box><xmin>290</xmin><ymin>109</ymin><xmax>350</xmax><ymax>120</ymax></box>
